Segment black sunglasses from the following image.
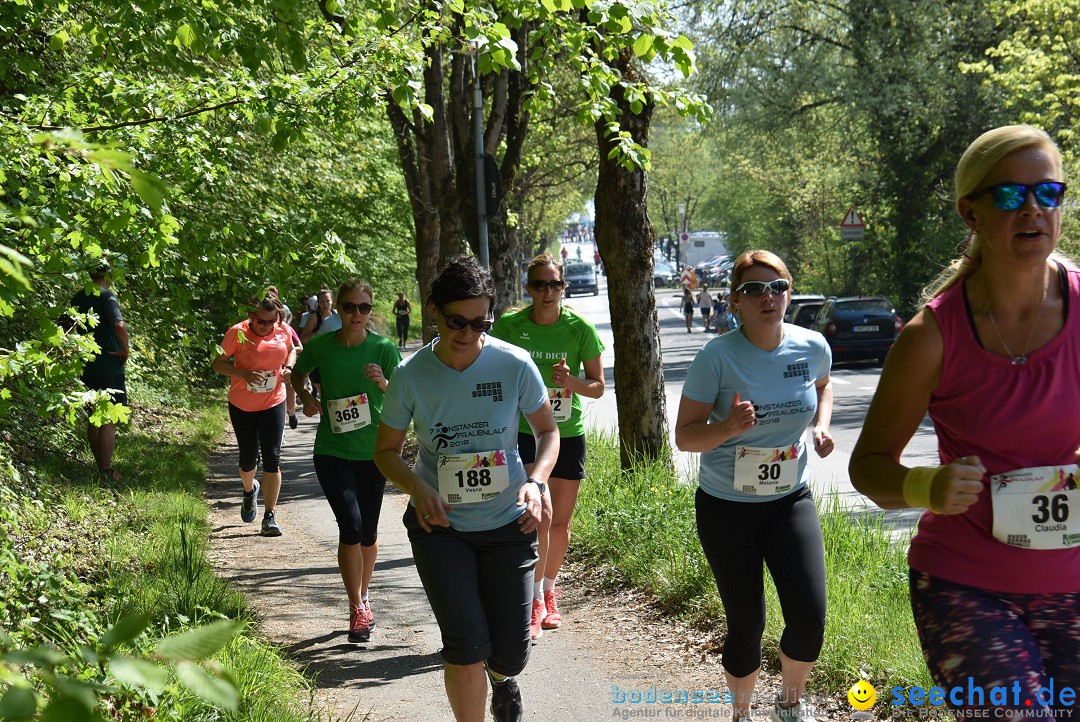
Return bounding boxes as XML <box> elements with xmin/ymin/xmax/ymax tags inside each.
<box><xmin>340</xmin><ymin>301</ymin><xmax>373</xmax><ymax>315</ymax></box>
<box><xmin>528</xmin><ymin>279</ymin><xmax>566</xmax><ymax>292</ymax></box>
<box><xmin>440</xmin><ymin>310</ymin><xmax>494</xmax><ymax>333</ymax></box>
<box><xmin>251</xmin><ymin>318</ymin><xmax>277</xmax><ymax>327</ymax></box>
<box><xmin>735</xmin><ymin>279</ymin><xmax>790</xmax><ymax>297</ymax></box>
<box><xmin>967</xmin><ymin>181</ymin><xmax>1067</xmax><ymax>211</ymax></box>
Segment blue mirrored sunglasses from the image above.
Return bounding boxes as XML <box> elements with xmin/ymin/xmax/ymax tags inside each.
<box><xmin>967</xmin><ymin>181</ymin><xmax>1067</xmax><ymax>211</ymax></box>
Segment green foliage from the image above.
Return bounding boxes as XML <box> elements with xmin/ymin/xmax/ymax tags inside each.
<box><xmin>0</xmin><ymin>0</ymin><xmax>416</xmax><ymax>470</ymax></box>
<box><xmin>0</xmin><ymin>394</ymin><xmax>327</xmax><ymax>721</ymax></box>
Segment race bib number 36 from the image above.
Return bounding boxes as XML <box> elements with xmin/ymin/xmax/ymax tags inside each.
<box><xmin>437</xmin><ymin>451</ymin><xmax>510</xmax><ymax>504</ymax></box>
<box><xmin>991</xmin><ymin>464</ymin><xmax>1080</xmax><ymax>550</ymax></box>
<box><xmin>548</xmin><ymin>387</ymin><xmax>572</xmax><ymax>422</ymax></box>
<box><xmin>734</xmin><ymin>445</ymin><xmax>799</xmax><ymax>496</ymax></box>
<box><xmin>327</xmin><ymin>394</ymin><xmax>371</xmax><ymax>434</ymax></box>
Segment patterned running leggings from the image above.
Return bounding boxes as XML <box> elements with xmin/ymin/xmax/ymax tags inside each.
<box><xmin>909</xmin><ymin>569</ymin><xmax>1080</xmax><ymax>721</ymax></box>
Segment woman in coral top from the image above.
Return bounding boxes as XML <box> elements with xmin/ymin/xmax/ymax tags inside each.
<box><xmin>212</xmin><ymin>294</ymin><xmax>295</xmax><ymax>537</ymax></box>
<box><xmin>851</xmin><ymin>125</ymin><xmax>1080</xmax><ymax>716</ymax></box>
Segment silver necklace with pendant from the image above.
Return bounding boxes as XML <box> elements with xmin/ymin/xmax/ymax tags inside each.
<box><xmin>987</xmin><ymin>271</ymin><xmax>1048</xmax><ymax>366</ymax></box>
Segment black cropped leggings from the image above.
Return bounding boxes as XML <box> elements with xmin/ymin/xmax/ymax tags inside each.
<box><xmin>695</xmin><ymin>486</ymin><xmax>826</xmax><ymax>678</ymax></box>
<box><xmin>228</xmin><ymin>401</ymin><xmax>285</xmax><ymax>473</ymax></box>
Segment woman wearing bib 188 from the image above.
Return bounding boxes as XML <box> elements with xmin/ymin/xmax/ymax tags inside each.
<box><xmin>375</xmin><ymin>255</ymin><xmax>558</xmax><ymax>722</ymax></box>
<box><xmin>491</xmin><ymin>252</ymin><xmax>605</xmax><ymax>641</ymax></box>
<box><xmin>676</xmin><ymin>250</ymin><xmax>834</xmax><ymax>722</ymax></box>
<box><xmin>291</xmin><ymin>279</ymin><xmax>401</xmax><ymax>643</ymax></box>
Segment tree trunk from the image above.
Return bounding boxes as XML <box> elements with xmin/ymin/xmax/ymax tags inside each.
<box><xmin>593</xmin><ymin>49</ymin><xmax>668</xmax><ymax>469</ymax></box>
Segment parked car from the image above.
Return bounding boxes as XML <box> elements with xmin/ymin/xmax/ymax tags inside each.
<box><xmin>564</xmin><ymin>261</ymin><xmax>599</xmax><ymax>296</ymax></box>
<box><xmin>811</xmin><ymin>296</ymin><xmax>903</xmax><ymax>364</ymax></box>
<box><xmin>784</xmin><ymin>294</ymin><xmax>826</xmax><ymax>328</ymax></box>
<box><xmin>653</xmin><ymin>261</ymin><xmax>676</xmax><ymax>287</ymax></box>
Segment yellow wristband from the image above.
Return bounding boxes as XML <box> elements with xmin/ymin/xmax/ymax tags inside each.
<box><xmin>903</xmin><ymin>466</ymin><xmax>942</xmax><ymax>512</ymax></box>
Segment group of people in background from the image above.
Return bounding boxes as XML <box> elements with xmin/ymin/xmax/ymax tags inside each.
<box><xmin>75</xmin><ymin>123</ymin><xmax>1079</xmax><ymax>722</ymax></box>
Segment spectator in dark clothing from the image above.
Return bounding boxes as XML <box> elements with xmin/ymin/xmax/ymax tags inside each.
<box><xmin>70</xmin><ymin>263</ymin><xmax>130</xmax><ymax>482</ymax></box>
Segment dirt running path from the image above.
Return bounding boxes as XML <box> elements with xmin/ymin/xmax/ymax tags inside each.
<box><xmin>206</xmin><ymin>414</ymin><xmax>847</xmax><ymax>721</ymax></box>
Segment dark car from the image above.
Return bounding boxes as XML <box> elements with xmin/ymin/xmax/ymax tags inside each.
<box><xmin>784</xmin><ymin>294</ymin><xmax>826</xmax><ymax>328</ymax></box>
<box><xmin>564</xmin><ymin>262</ymin><xmax>599</xmax><ymax>297</ymax></box>
<box><xmin>789</xmin><ymin>301</ymin><xmax>825</xmax><ymax>329</ymax></box>
<box><xmin>812</xmin><ymin>296</ymin><xmax>903</xmax><ymax>364</ymax></box>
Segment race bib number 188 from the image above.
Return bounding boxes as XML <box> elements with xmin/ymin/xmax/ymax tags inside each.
<box><xmin>437</xmin><ymin>451</ymin><xmax>511</xmax><ymax>504</ymax></box>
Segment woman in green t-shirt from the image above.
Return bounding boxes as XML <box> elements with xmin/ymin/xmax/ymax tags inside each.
<box><xmin>491</xmin><ymin>253</ymin><xmax>606</xmax><ymax>641</ymax></box>
<box><xmin>291</xmin><ymin>278</ymin><xmax>401</xmax><ymax>643</ymax></box>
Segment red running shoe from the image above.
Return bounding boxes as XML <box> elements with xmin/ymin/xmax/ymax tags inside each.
<box><xmin>541</xmin><ymin>588</ymin><xmax>562</xmax><ymax>629</ymax></box>
<box><xmin>529</xmin><ymin>598</ymin><xmax>545</xmax><ymax>641</ymax></box>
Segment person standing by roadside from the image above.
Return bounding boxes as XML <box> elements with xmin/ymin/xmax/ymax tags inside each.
<box><xmin>850</xmin><ymin>125</ymin><xmax>1080</xmax><ymax>718</ymax></box>
<box><xmin>697</xmin><ymin>284</ymin><xmax>714</xmax><ymax>332</ymax></box>
<box><xmin>676</xmin><ymin>250</ymin><xmax>834</xmax><ymax>722</ymax></box>
<box><xmin>394</xmin><ymin>292</ymin><xmax>412</xmax><ymax>349</ymax></box>
<box><xmin>682</xmin><ymin>286</ymin><xmax>695</xmax><ymax>333</ymax></box>
<box><xmin>70</xmin><ymin>262</ymin><xmax>130</xmax><ymax>482</ymax></box>
<box><xmin>375</xmin><ymin>255</ymin><xmax>558</xmax><ymax>722</ymax></box>
<box><xmin>212</xmin><ymin>294</ymin><xmax>295</xmax><ymax>537</ymax></box>
<box><xmin>492</xmin><ymin>252</ymin><xmax>605</xmax><ymax>641</ymax></box>
<box><xmin>292</xmin><ymin>279</ymin><xmax>401</xmax><ymax>643</ymax></box>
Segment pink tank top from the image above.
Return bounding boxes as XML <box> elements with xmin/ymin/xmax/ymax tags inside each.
<box><xmin>908</xmin><ymin>262</ymin><xmax>1080</xmax><ymax>593</ymax></box>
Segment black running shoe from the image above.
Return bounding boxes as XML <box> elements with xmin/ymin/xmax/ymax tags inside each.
<box><xmin>490</xmin><ymin>677</ymin><xmax>523</xmax><ymax>722</ymax></box>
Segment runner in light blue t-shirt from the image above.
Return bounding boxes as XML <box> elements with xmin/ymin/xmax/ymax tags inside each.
<box><xmin>676</xmin><ymin>250</ymin><xmax>835</xmax><ymax>722</ymax></box>
<box><xmin>374</xmin><ymin>255</ymin><xmax>558</xmax><ymax>722</ymax></box>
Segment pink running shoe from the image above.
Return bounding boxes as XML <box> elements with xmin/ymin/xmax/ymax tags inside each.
<box><xmin>541</xmin><ymin>588</ymin><xmax>562</xmax><ymax>629</ymax></box>
<box><xmin>530</xmin><ymin>598</ymin><xmax>545</xmax><ymax>641</ymax></box>
<box><xmin>348</xmin><ymin>602</ymin><xmax>370</xmax><ymax>643</ymax></box>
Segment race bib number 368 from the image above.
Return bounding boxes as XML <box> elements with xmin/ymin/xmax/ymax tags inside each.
<box><xmin>991</xmin><ymin>464</ymin><xmax>1080</xmax><ymax>550</ymax></box>
<box><xmin>327</xmin><ymin>394</ymin><xmax>371</xmax><ymax>434</ymax></box>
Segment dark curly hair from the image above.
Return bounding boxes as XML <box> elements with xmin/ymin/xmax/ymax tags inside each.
<box><xmin>427</xmin><ymin>255</ymin><xmax>495</xmax><ymax>310</ymax></box>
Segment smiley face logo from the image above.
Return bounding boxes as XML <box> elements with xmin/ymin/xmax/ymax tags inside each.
<box><xmin>848</xmin><ymin>680</ymin><xmax>876</xmax><ymax>710</ymax></box>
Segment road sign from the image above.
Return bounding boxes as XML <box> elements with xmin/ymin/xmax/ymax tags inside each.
<box><xmin>840</xmin><ymin>206</ymin><xmax>865</xmax><ymax>240</ymax></box>
<box><xmin>680</xmin><ymin>267</ymin><xmax>695</xmax><ymax>287</ymax></box>
<box><xmin>840</xmin><ymin>207</ymin><xmax>865</xmax><ymax>227</ymax></box>
<box><xmin>680</xmin><ymin>231</ymin><xmax>689</xmax><ymax>242</ymax></box>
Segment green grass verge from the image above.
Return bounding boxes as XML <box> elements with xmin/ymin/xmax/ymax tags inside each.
<box><xmin>573</xmin><ymin>431</ymin><xmax>932</xmax><ymax>693</ymax></box>
<box><xmin>0</xmin><ymin>379</ymin><xmax>334</xmax><ymax>721</ymax></box>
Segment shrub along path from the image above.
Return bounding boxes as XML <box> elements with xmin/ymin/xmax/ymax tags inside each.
<box><xmin>204</xmin><ymin>413</ymin><xmax>857</xmax><ymax>720</ymax></box>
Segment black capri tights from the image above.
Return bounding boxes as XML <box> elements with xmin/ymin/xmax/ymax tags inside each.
<box><xmin>313</xmin><ymin>455</ymin><xmax>386</xmax><ymax>546</ymax></box>
<box><xmin>695</xmin><ymin>486</ymin><xmax>826</xmax><ymax>678</ymax></box>
<box><xmin>228</xmin><ymin>401</ymin><xmax>285</xmax><ymax>473</ymax></box>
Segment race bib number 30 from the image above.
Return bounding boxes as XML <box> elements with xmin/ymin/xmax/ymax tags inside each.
<box><xmin>548</xmin><ymin>387</ymin><xmax>572</xmax><ymax>422</ymax></box>
<box><xmin>734</xmin><ymin>445</ymin><xmax>799</xmax><ymax>496</ymax></box>
<box><xmin>247</xmin><ymin>371</ymin><xmax>277</xmax><ymax>393</ymax></box>
<box><xmin>437</xmin><ymin>451</ymin><xmax>510</xmax><ymax>504</ymax></box>
<box><xmin>991</xmin><ymin>464</ymin><xmax>1080</xmax><ymax>550</ymax></box>
<box><xmin>327</xmin><ymin>394</ymin><xmax>371</xmax><ymax>434</ymax></box>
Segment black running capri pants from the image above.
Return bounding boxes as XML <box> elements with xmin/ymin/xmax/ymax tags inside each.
<box><xmin>517</xmin><ymin>432</ymin><xmax>586</xmax><ymax>481</ymax></box>
<box><xmin>313</xmin><ymin>455</ymin><xmax>386</xmax><ymax>546</ymax></box>
<box><xmin>695</xmin><ymin>485</ymin><xmax>826</xmax><ymax>678</ymax></box>
<box><xmin>227</xmin><ymin>401</ymin><xmax>286</xmax><ymax>473</ymax></box>
<box><xmin>404</xmin><ymin>504</ymin><xmax>537</xmax><ymax>675</ymax></box>
<box><xmin>396</xmin><ymin>315</ymin><xmax>409</xmax><ymax>337</ymax></box>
